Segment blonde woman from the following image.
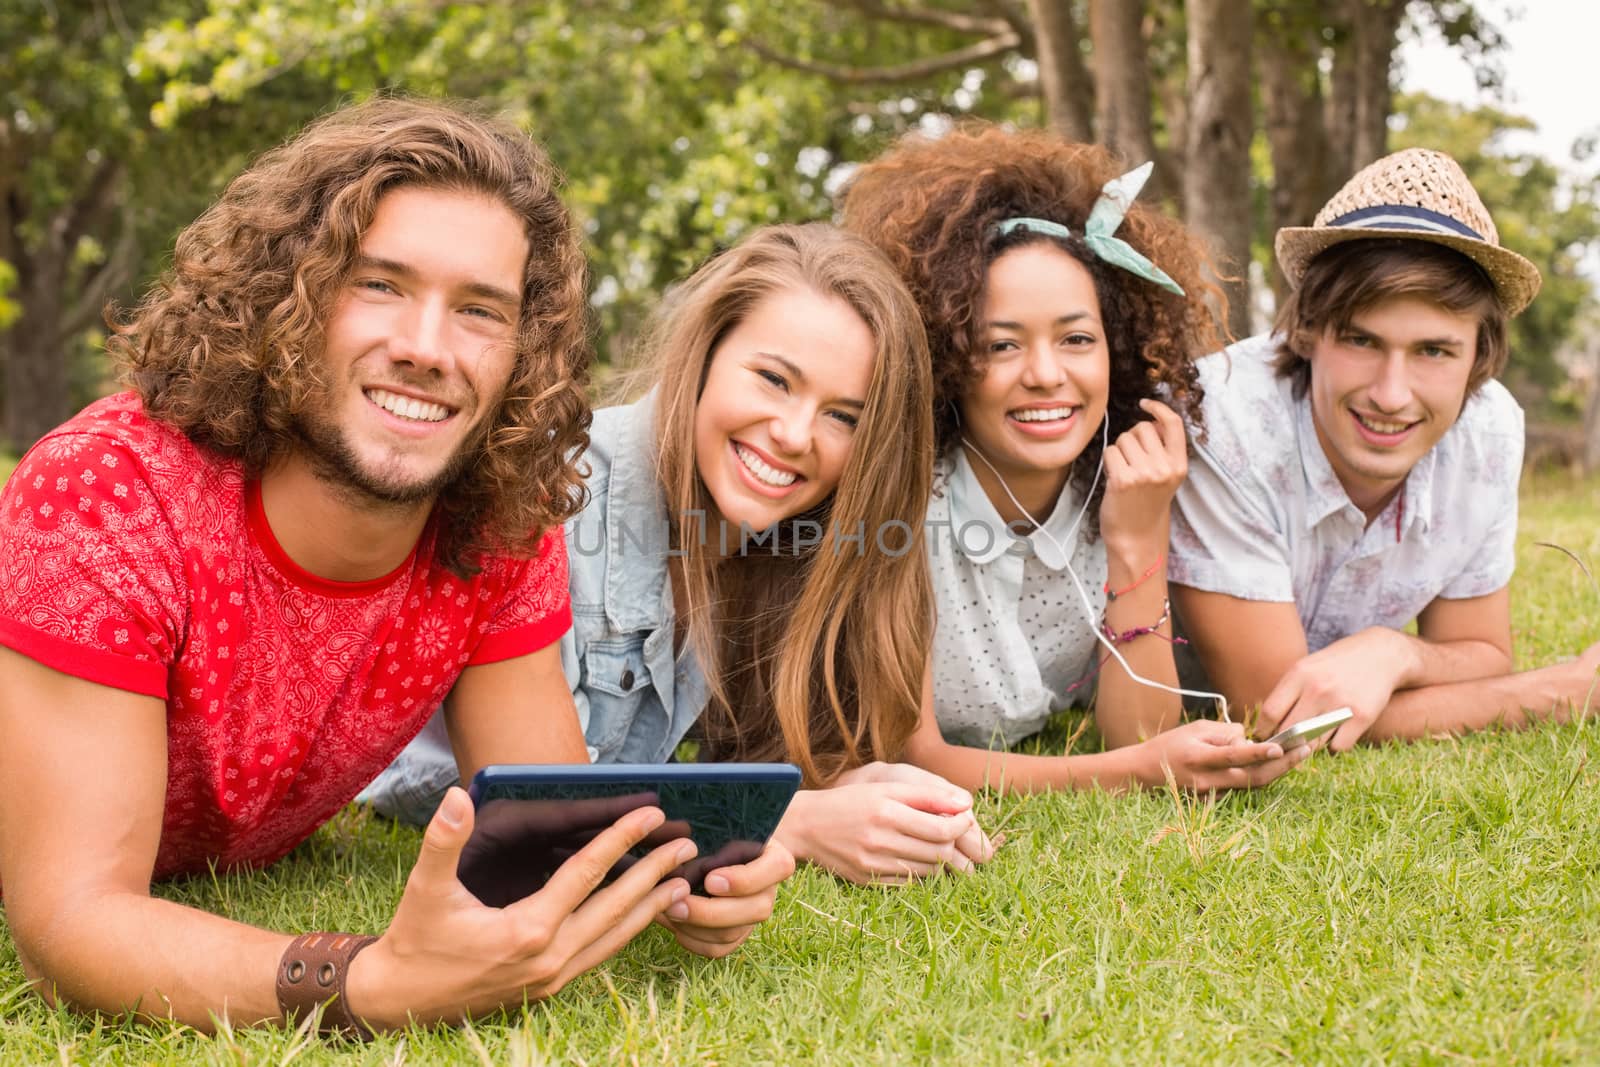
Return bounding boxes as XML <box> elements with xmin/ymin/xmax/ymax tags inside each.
<box><xmin>368</xmin><ymin>224</ymin><xmax>995</xmax><ymax>886</ymax></box>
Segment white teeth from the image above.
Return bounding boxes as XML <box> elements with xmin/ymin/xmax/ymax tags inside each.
<box><xmin>1012</xmin><ymin>406</ymin><xmax>1075</xmax><ymax>423</ymax></box>
<box><xmin>735</xmin><ymin>443</ymin><xmax>797</xmax><ymax>487</ymax></box>
<box><xmin>367</xmin><ymin>389</ymin><xmax>450</xmax><ymax>423</ymax></box>
<box><xmin>1355</xmin><ymin>413</ymin><xmax>1412</xmax><ymax>435</ymax></box>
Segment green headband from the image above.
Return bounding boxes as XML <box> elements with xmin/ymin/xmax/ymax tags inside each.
<box><xmin>993</xmin><ymin>162</ymin><xmax>1184</xmax><ymax>296</ymax></box>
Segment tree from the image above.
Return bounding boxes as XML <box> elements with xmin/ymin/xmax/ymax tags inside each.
<box><xmin>0</xmin><ymin>0</ymin><xmax>329</xmax><ymax>453</ymax></box>
<box><xmin>1088</xmin><ymin>0</ymin><xmax>1163</xmax><ymax>197</ymax></box>
<box><xmin>1185</xmin><ymin>0</ymin><xmax>1253</xmax><ymax>339</ymax></box>
<box><xmin>1</xmin><ymin>1</ymin><xmax>158</xmax><ymax>452</ymax></box>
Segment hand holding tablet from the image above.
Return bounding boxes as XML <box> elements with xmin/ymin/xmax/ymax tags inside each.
<box><xmin>457</xmin><ymin>763</ymin><xmax>801</xmax><ymax>906</ymax></box>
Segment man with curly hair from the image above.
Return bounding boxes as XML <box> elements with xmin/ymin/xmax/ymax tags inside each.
<box><xmin>1170</xmin><ymin>148</ymin><xmax>1600</xmax><ymax>751</ymax></box>
<box><xmin>0</xmin><ymin>98</ymin><xmax>789</xmax><ymax>1036</ymax></box>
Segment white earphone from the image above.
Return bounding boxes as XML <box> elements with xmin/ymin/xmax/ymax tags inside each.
<box><xmin>959</xmin><ymin>417</ymin><xmax>1231</xmax><ymax>722</ymax></box>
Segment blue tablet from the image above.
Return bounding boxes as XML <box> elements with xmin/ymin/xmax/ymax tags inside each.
<box><xmin>458</xmin><ymin>763</ymin><xmax>802</xmax><ymax>905</ymax></box>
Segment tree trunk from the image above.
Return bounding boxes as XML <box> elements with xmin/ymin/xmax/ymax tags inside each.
<box><xmin>0</xmin><ymin>157</ymin><xmax>129</xmax><ymax>453</ymax></box>
<box><xmin>1026</xmin><ymin>0</ymin><xmax>1094</xmax><ymax>142</ymax></box>
<box><xmin>1257</xmin><ymin>4</ymin><xmax>1329</xmax><ymax>301</ymax></box>
<box><xmin>1323</xmin><ymin>0</ymin><xmax>1358</xmax><ymax>183</ymax></box>
<box><xmin>1184</xmin><ymin>0</ymin><xmax>1252</xmax><ymax>340</ymax></box>
<box><xmin>1324</xmin><ymin>0</ymin><xmax>1404</xmax><ymax>181</ymax></box>
<box><xmin>1351</xmin><ymin>0</ymin><xmax>1405</xmax><ymax>169</ymax></box>
<box><xmin>1088</xmin><ymin>0</ymin><xmax>1164</xmax><ymax>197</ymax></box>
<box><xmin>2</xmin><ymin>259</ymin><xmax>73</xmax><ymax>453</ymax></box>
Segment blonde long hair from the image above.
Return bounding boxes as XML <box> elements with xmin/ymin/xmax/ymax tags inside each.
<box><xmin>633</xmin><ymin>223</ymin><xmax>934</xmax><ymax>786</ymax></box>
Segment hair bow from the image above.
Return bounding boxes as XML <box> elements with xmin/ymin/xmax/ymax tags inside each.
<box><xmin>993</xmin><ymin>162</ymin><xmax>1184</xmax><ymax>296</ymax></box>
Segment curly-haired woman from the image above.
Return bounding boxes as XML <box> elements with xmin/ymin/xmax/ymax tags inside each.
<box><xmin>841</xmin><ymin>125</ymin><xmax>1305</xmax><ymax>793</ymax></box>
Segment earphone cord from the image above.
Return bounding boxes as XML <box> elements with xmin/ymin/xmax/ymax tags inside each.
<box><xmin>959</xmin><ymin>423</ymin><xmax>1232</xmax><ymax>723</ymax></box>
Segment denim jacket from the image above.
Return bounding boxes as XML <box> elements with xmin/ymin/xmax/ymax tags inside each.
<box><xmin>359</xmin><ymin>395</ymin><xmax>709</xmax><ymax>824</ymax></box>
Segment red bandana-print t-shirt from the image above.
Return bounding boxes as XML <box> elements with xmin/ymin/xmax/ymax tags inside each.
<box><xmin>0</xmin><ymin>394</ymin><xmax>571</xmax><ymax>879</ymax></box>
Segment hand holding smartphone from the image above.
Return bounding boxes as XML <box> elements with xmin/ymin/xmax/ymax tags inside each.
<box><xmin>1264</xmin><ymin>707</ymin><xmax>1353</xmax><ymax>751</ymax></box>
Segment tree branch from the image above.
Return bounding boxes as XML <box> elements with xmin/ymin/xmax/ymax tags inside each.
<box><xmin>822</xmin><ymin>0</ymin><xmax>1010</xmax><ymax>36</ymax></box>
<box><xmin>747</xmin><ymin>31</ymin><xmax>1022</xmax><ymax>84</ymax></box>
<box><xmin>61</xmin><ymin>209</ymin><xmax>137</xmax><ymax>342</ymax></box>
<box><xmin>58</xmin><ymin>157</ymin><xmax>124</xmax><ymax>255</ymax></box>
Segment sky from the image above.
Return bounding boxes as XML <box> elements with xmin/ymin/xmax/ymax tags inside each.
<box><xmin>1397</xmin><ymin>2</ymin><xmax>1600</xmax><ymax>164</ymax></box>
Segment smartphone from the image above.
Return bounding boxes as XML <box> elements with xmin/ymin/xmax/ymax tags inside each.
<box><xmin>1265</xmin><ymin>707</ymin><xmax>1354</xmax><ymax>750</ymax></box>
<box><xmin>457</xmin><ymin>763</ymin><xmax>801</xmax><ymax>906</ymax></box>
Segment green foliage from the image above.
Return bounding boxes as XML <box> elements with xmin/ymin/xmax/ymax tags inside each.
<box><xmin>0</xmin><ymin>261</ymin><xmax>18</xmax><ymax>331</ymax></box>
<box><xmin>1</xmin><ymin>477</ymin><xmax>1595</xmax><ymax>1063</ymax></box>
<box><xmin>132</xmin><ymin>0</ymin><xmax>1029</xmax><ymax>359</ymax></box>
<box><xmin>1392</xmin><ymin>92</ymin><xmax>1600</xmax><ymax>395</ymax></box>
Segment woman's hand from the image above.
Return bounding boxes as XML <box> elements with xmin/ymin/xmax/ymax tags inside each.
<box><xmin>1098</xmin><ymin>398</ymin><xmax>1188</xmax><ymax>554</ymax></box>
<box><xmin>773</xmin><ymin>762</ymin><xmax>996</xmax><ymax>884</ymax></box>
<box><xmin>1132</xmin><ymin>719</ymin><xmax>1306</xmax><ymax>792</ymax></box>
<box><xmin>655</xmin><ymin>841</ymin><xmax>796</xmax><ymax>958</ymax></box>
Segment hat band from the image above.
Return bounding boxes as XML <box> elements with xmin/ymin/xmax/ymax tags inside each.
<box><xmin>1327</xmin><ymin>204</ymin><xmax>1485</xmax><ymax>241</ymax></box>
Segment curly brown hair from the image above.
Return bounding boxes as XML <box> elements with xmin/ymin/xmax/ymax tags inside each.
<box><xmin>839</xmin><ymin>124</ymin><xmax>1226</xmax><ymax>535</ymax></box>
<box><xmin>108</xmin><ymin>96</ymin><xmax>592</xmax><ymax>574</ymax></box>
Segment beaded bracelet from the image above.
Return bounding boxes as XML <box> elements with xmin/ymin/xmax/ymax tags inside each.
<box><xmin>1103</xmin><ymin>554</ymin><xmax>1164</xmax><ymax>601</ymax></box>
<box><xmin>1099</xmin><ymin>597</ymin><xmax>1173</xmax><ymax>646</ymax></box>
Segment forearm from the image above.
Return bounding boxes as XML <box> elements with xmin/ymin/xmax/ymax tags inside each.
<box><xmin>1368</xmin><ymin>660</ymin><xmax>1593</xmax><ymax>742</ymax></box>
<box><xmin>1094</xmin><ymin>538</ymin><xmax>1182</xmax><ymax>745</ymax></box>
<box><xmin>18</xmin><ymin>890</ymin><xmax>291</xmax><ymax>1031</ymax></box>
<box><xmin>903</xmin><ymin>731</ymin><xmax>1147</xmax><ymax>795</ymax></box>
<box><xmin>1390</xmin><ymin>630</ymin><xmax>1512</xmax><ymax>691</ymax></box>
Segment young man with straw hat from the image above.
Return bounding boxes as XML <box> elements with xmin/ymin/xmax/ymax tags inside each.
<box><xmin>1168</xmin><ymin>147</ymin><xmax>1599</xmax><ymax>751</ymax></box>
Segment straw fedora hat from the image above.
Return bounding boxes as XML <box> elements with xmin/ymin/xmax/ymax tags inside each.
<box><xmin>1275</xmin><ymin>147</ymin><xmax>1541</xmax><ymax>315</ymax></box>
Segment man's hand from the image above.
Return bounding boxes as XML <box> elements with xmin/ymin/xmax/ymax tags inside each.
<box><xmin>1098</xmin><ymin>398</ymin><xmax>1189</xmax><ymax>551</ymax></box>
<box><xmin>349</xmin><ymin>787</ymin><xmax>694</xmax><ymax>1029</ymax></box>
<box><xmin>773</xmin><ymin>762</ymin><xmax>996</xmax><ymax>884</ymax></box>
<box><xmin>1132</xmin><ymin>719</ymin><xmax>1305</xmax><ymax>791</ymax></box>
<box><xmin>1256</xmin><ymin>627</ymin><xmax>1414</xmax><ymax>752</ymax></box>
<box><xmin>656</xmin><ymin>842</ymin><xmax>796</xmax><ymax>958</ymax></box>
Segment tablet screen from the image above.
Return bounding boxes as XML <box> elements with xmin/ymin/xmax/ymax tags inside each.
<box><xmin>457</xmin><ymin>765</ymin><xmax>800</xmax><ymax>905</ymax></box>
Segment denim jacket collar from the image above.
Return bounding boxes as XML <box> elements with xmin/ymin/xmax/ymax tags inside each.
<box><xmin>600</xmin><ymin>391</ymin><xmax>673</xmax><ymax>633</ymax></box>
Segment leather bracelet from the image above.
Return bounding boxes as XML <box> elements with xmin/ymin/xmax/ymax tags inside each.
<box><xmin>276</xmin><ymin>932</ymin><xmax>379</xmax><ymax>1039</ymax></box>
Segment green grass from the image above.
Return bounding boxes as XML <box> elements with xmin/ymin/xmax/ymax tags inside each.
<box><xmin>0</xmin><ymin>453</ymin><xmax>14</xmax><ymax>485</ymax></box>
<box><xmin>3</xmin><ymin>475</ymin><xmax>1598</xmax><ymax>1065</ymax></box>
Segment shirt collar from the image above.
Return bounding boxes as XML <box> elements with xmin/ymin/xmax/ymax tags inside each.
<box><xmin>1291</xmin><ymin>384</ymin><xmax>1435</xmax><ymax>538</ymax></box>
<box><xmin>1292</xmin><ymin>391</ymin><xmax>1353</xmax><ymax>529</ymax></box>
<box><xmin>1402</xmin><ymin>440</ymin><xmax>1435</xmax><ymax>536</ymax></box>
<box><xmin>601</xmin><ymin>390</ymin><xmax>673</xmax><ymax>632</ymax></box>
<box><xmin>946</xmin><ymin>448</ymin><xmax>1085</xmax><ymax>570</ymax></box>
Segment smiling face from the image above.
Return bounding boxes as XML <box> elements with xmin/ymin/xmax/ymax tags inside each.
<box><xmin>296</xmin><ymin>185</ymin><xmax>528</xmax><ymax>505</ymax></box>
<box><xmin>692</xmin><ymin>285</ymin><xmax>876</xmax><ymax>532</ymax></box>
<box><xmin>958</xmin><ymin>243</ymin><xmax>1110</xmax><ymax>515</ymax></box>
<box><xmin>1306</xmin><ymin>294</ymin><xmax>1479</xmax><ymax>518</ymax></box>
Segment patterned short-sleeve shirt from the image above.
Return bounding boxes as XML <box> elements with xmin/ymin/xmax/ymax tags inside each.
<box><xmin>0</xmin><ymin>393</ymin><xmax>571</xmax><ymax>879</ymax></box>
<box><xmin>1169</xmin><ymin>334</ymin><xmax>1522</xmax><ymax>653</ymax></box>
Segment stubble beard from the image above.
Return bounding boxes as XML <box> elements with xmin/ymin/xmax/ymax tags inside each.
<box><xmin>292</xmin><ymin>403</ymin><xmax>484</xmax><ymax>512</ymax></box>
